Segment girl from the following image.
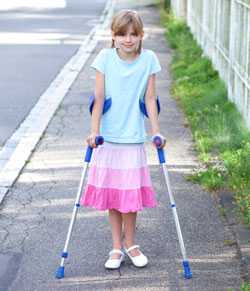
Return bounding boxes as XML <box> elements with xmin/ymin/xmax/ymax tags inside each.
<box><xmin>80</xmin><ymin>9</ymin><xmax>166</xmax><ymax>269</ymax></box>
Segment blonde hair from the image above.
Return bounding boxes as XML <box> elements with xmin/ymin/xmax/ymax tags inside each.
<box><xmin>111</xmin><ymin>10</ymin><xmax>144</xmax><ymax>53</ymax></box>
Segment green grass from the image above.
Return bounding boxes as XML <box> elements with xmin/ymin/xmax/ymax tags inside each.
<box><xmin>159</xmin><ymin>8</ymin><xmax>250</xmax><ymax>225</ymax></box>
<box><xmin>227</xmin><ymin>284</ymin><xmax>250</xmax><ymax>291</ymax></box>
<box><xmin>240</xmin><ymin>283</ymin><xmax>250</xmax><ymax>291</ymax></box>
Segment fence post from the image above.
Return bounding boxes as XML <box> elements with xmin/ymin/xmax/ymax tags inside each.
<box><xmin>187</xmin><ymin>0</ymin><xmax>191</xmax><ymax>27</ymax></box>
<box><xmin>244</xmin><ymin>6</ymin><xmax>250</xmax><ymax>125</ymax></box>
<box><xmin>228</xmin><ymin>0</ymin><xmax>236</xmax><ymax>103</ymax></box>
<box><xmin>171</xmin><ymin>0</ymin><xmax>187</xmax><ymax>19</ymax></box>
<box><xmin>181</xmin><ymin>0</ymin><xmax>187</xmax><ymax>19</ymax></box>
<box><xmin>183</xmin><ymin>0</ymin><xmax>250</xmax><ymax>128</ymax></box>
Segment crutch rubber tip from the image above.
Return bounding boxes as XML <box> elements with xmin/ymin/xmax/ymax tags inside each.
<box><xmin>55</xmin><ymin>266</ymin><xmax>65</xmax><ymax>279</ymax></box>
<box><xmin>183</xmin><ymin>260</ymin><xmax>192</xmax><ymax>279</ymax></box>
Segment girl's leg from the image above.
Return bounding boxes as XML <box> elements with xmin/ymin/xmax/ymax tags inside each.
<box><xmin>108</xmin><ymin>209</ymin><xmax>123</xmax><ymax>259</ymax></box>
<box><xmin>122</xmin><ymin>212</ymin><xmax>141</xmax><ymax>256</ymax></box>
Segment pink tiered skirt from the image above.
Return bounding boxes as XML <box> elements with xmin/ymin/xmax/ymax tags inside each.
<box><xmin>80</xmin><ymin>142</ymin><xmax>157</xmax><ymax>213</ymax></box>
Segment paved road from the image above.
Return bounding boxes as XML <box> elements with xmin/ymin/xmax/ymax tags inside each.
<box><xmin>0</xmin><ymin>0</ymin><xmax>107</xmax><ymax>148</ymax></box>
<box><xmin>0</xmin><ymin>0</ymin><xmax>245</xmax><ymax>290</ymax></box>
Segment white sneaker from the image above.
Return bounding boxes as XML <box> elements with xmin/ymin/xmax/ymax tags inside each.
<box><xmin>124</xmin><ymin>245</ymin><xmax>148</xmax><ymax>267</ymax></box>
<box><xmin>104</xmin><ymin>249</ymin><xmax>125</xmax><ymax>269</ymax></box>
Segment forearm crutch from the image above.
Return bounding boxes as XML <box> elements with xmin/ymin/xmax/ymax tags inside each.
<box><xmin>153</xmin><ymin>136</ymin><xmax>192</xmax><ymax>279</ymax></box>
<box><xmin>56</xmin><ymin>136</ymin><xmax>104</xmax><ymax>279</ymax></box>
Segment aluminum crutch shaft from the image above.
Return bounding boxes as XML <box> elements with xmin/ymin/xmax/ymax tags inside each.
<box><xmin>153</xmin><ymin>136</ymin><xmax>192</xmax><ymax>279</ymax></box>
<box><xmin>162</xmin><ymin>163</ymin><xmax>187</xmax><ymax>260</ymax></box>
<box><xmin>56</xmin><ymin>136</ymin><xmax>104</xmax><ymax>279</ymax></box>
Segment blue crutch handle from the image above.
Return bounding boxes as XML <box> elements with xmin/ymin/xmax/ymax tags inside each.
<box><xmin>84</xmin><ymin>136</ymin><xmax>104</xmax><ymax>162</ymax></box>
<box><xmin>153</xmin><ymin>136</ymin><xmax>166</xmax><ymax>164</ymax></box>
<box><xmin>89</xmin><ymin>95</ymin><xmax>112</xmax><ymax>115</ymax></box>
<box><xmin>139</xmin><ymin>96</ymin><xmax>161</xmax><ymax>118</ymax></box>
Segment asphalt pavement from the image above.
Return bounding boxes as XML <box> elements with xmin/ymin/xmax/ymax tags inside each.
<box><xmin>0</xmin><ymin>0</ymin><xmax>249</xmax><ymax>290</ymax></box>
<box><xmin>0</xmin><ymin>0</ymin><xmax>107</xmax><ymax>147</ymax></box>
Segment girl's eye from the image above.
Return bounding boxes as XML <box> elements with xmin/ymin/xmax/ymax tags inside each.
<box><xmin>116</xmin><ymin>32</ymin><xmax>137</xmax><ymax>37</ymax></box>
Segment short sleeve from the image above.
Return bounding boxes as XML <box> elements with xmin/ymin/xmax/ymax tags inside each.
<box><xmin>149</xmin><ymin>51</ymin><xmax>161</xmax><ymax>75</ymax></box>
<box><xmin>90</xmin><ymin>48</ymin><xmax>107</xmax><ymax>74</ymax></box>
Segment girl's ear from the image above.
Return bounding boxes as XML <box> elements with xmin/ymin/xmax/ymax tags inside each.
<box><xmin>111</xmin><ymin>31</ymin><xmax>116</xmax><ymax>48</ymax></box>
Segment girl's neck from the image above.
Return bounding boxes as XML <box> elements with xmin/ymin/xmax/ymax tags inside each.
<box><xmin>116</xmin><ymin>48</ymin><xmax>140</xmax><ymax>62</ymax></box>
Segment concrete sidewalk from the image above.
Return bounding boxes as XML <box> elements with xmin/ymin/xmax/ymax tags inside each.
<box><xmin>0</xmin><ymin>1</ymin><xmax>247</xmax><ymax>290</ymax></box>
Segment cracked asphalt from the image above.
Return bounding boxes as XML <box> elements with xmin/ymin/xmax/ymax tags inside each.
<box><xmin>0</xmin><ymin>1</ymin><xmax>246</xmax><ymax>290</ymax></box>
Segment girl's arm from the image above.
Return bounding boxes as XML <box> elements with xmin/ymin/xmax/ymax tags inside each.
<box><xmin>145</xmin><ymin>74</ymin><xmax>166</xmax><ymax>148</ymax></box>
<box><xmin>87</xmin><ymin>70</ymin><xmax>105</xmax><ymax>147</ymax></box>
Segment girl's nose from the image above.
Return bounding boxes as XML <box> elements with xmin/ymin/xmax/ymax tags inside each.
<box><xmin>125</xmin><ymin>34</ymin><xmax>131</xmax><ymax>42</ymax></box>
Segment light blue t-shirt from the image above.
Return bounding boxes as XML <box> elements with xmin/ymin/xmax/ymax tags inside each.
<box><xmin>91</xmin><ymin>48</ymin><xmax>161</xmax><ymax>143</ymax></box>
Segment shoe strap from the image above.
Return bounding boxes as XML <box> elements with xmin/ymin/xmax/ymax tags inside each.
<box><xmin>109</xmin><ymin>249</ymin><xmax>124</xmax><ymax>256</ymax></box>
<box><xmin>126</xmin><ymin>245</ymin><xmax>140</xmax><ymax>253</ymax></box>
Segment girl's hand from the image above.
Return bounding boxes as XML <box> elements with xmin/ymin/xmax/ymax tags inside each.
<box><xmin>86</xmin><ymin>133</ymin><xmax>99</xmax><ymax>148</ymax></box>
<box><xmin>152</xmin><ymin>133</ymin><xmax>166</xmax><ymax>148</ymax></box>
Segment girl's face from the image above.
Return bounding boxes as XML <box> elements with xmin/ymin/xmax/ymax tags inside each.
<box><xmin>112</xmin><ymin>24</ymin><xmax>143</xmax><ymax>55</ymax></box>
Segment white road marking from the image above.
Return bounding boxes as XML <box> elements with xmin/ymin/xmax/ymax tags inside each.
<box><xmin>0</xmin><ymin>0</ymin><xmax>66</xmax><ymax>10</ymax></box>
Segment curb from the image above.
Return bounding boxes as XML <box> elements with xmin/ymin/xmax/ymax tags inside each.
<box><xmin>216</xmin><ymin>191</ymin><xmax>250</xmax><ymax>281</ymax></box>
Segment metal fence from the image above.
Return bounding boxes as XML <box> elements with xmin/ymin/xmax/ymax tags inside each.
<box><xmin>170</xmin><ymin>0</ymin><xmax>250</xmax><ymax>127</ymax></box>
